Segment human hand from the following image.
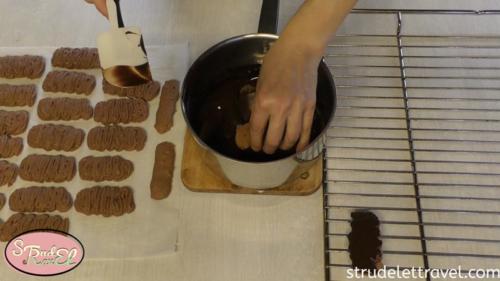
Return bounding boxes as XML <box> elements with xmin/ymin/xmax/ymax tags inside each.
<box><xmin>250</xmin><ymin>37</ymin><xmax>322</xmax><ymax>154</ymax></box>
<box><xmin>85</xmin><ymin>0</ymin><xmax>108</xmax><ymax>17</ymax></box>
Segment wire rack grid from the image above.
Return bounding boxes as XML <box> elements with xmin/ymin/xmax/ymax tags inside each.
<box><xmin>324</xmin><ymin>8</ymin><xmax>500</xmax><ymax>281</ymax></box>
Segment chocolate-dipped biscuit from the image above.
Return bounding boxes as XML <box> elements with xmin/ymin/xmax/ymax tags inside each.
<box><xmin>348</xmin><ymin>210</ymin><xmax>383</xmax><ymax>271</ymax></box>
<box><xmin>79</xmin><ymin>155</ymin><xmax>134</xmax><ymax>182</ymax></box>
<box><xmin>0</xmin><ymin>193</ymin><xmax>5</xmax><ymax>210</ymax></box>
<box><xmin>103</xmin><ymin>79</ymin><xmax>160</xmax><ymax>101</ymax></box>
<box><xmin>28</xmin><ymin>124</ymin><xmax>85</xmax><ymax>152</ymax></box>
<box><xmin>19</xmin><ymin>154</ymin><xmax>76</xmax><ymax>183</ymax></box>
<box><xmin>87</xmin><ymin>125</ymin><xmax>147</xmax><ymax>151</ymax></box>
<box><xmin>94</xmin><ymin>98</ymin><xmax>148</xmax><ymax>124</ymax></box>
<box><xmin>74</xmin><ymin>186</ymin><xmax>135</xmax><ymax>217</ymax></box>
<box><xmin>42</xmin><ymin>70</ymin><xmax>96</xmax><ymax>95</ymax></box>
<box><xmin>0</xmin><ymin>84</ymin><xmax>37</xmax><ymax>107</ymax></box>
<box><xmin>9</xmin><ymin>186</ymin><xmax>72</xmax><ymax>213</ymax></box>
<box><xmin>0</xmin><ymin>135</ymin><xmax>23</xmax><ymax>158</ymax></box>
<box><xmin>0</xmin><ymin>110</ymin><xmax>29</xmax><ymax>135</ymax></box>
<box><xmin>155</xmin><ymin>80</ymin><xmax>179</xmax><ymax>134</ymax></box>
<box><xmin>0</xmin><ymin>55</ymin><xmax>45</xmax><ymax>79</ymax></box>
<box><xmin>0</xmin><ymin>213</ymin><xmax>69</xmax><ymax>242</ymax></box>
<box><xmin>0</xmin><ymin>160</ymin><xmax>18</xmax><ymax>187</ymax></box>
<box><xmin>150</xmin><ymin>142</ymin><xmax>175</xmax><ymax>200</ymax></box>
<box><xmin>37</xmin><ymin>97</ymin><xmax>93</xmax><ymax>121</ymax></box>
<box><xmin>52</xmin><ymin>47</ymin><xmax>100</xmax><ymax>69</ymax></box>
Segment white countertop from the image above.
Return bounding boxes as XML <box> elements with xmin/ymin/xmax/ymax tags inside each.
<box><xmin>1</xmin><ymin>1</ymin><xmax>499</xmax><ymax>281</ymax></box>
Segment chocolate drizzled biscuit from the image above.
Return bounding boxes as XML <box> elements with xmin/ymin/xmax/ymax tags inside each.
<box><xmin>0</xmin><ymin>193</ymin><xmax>5</xmax><ymax>210</ymax></box>
<box><xmin>79</xmin><ymin>156</ymin><xmax>134</xmax><ymax>182</ymax></box>
<box><xmin>9</xmin><ymin>186</ymin><xmax>72</xmax><ymax>213</ymax></box>
<box><xmin>28</xmin><ymin>124</ymin><xmax>84</xmax><ymax>152</ymax></box>
<box><xmin>155</xmin><ymin>80</ymin><xmax>179</xmax><ymax>134</ymax></box>
<box><xmin>42</xmin><ymin>70</ymin><xmax>96</xmax><ymax>95</ymax></box>
<box><xmin>150</xmin><ymin>142</ymin><xmax>175</xmax><ymax>200</ymax></box>
<box><xmin>0</xmin><ymin>135</ymin><xmax>23</xmax><ymax>158</ymax></box>
<box><xmin>0</xmin><ymin>84</ymin><xmax>37</xmax><ymax>107</ymax></box>
<box><xmin>19</xmin><ymin>154</ymin><xmax>76</xmax><ymax>183</ymax></box>
<box><xmin>94</xmin><ymin>98</ymin><xmax>148</xmax><ymax>124</ymax></box>
<box><xmin>74</xmin><ymin>186</ymin><xmax>135</xmax><ymax>217</ymax></box>
<box><xmin>0</xmin><ymin>55</ymin><xmax>45</xmax><ymax>79</ymax></box>
<box><xmin>0</xmin><ymin>160</ymin><xmax>18</xmax><ymax>187</ymax></box>
<box><xmin>0</xmin><ymin>110</ymin><xmax>29</xmax><ymax>135</ymax></box>
<box><xmin>52</xmin><ymin>47</ymin><xmax>100</xmax><ymax>69</ymax></box>
<box><xmin>103</xmin><ymin>79</ymin><xmax>160</xmax><ymax>101</ymax></box>
<box><xmin>0</xmin><ymin>213</ymin><xmax>70</xmax><ymax>242</ymax></box>
<box><xmin>38</xmin><ymin>97</ymin><xmax>93</xmax><ymax>121</ymax></box>
<box><xmin>87</xmin><ymin>126</ymin><xmax>147</xmax><ymax>151</ymax></box>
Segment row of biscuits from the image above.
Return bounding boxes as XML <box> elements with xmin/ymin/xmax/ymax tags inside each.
<box><xmin>0</xmin><ymin>48</ymin><xmax>178</xmax><ymax>241</ymax></box>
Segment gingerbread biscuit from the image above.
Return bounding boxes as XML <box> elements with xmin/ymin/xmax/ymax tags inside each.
<box><xmin>235</xmin><ymin>123</ymin><xmax>251</xmax><ymax>150</ymax></box>
<box><xmin>103</xmin><ymin>79</ymin><xmax>160</xmax><ymax>101</ymax></box>
<box><xmin>0</xmin><ymin>110</ymin><xmax>29</xmax><ymax>135</ymax></box>
<box><xmin>94</xmin><ymin>98</ymin><xmax>148</xmax><ymax>124</ymax></box>
<box><xmin>9</xmin><ymin>186</ymin><xmax>72</xmax><ymax>213</ymax></box>
<box><xmin>0</xmin><ymin>193</ymin><xmax>5</xmax><ymax>210</ymax></box>
<box><xmin>28</xmin><ymin>124</ymin><xmax>84</xmax><ymax>152</ymax></box>
<box><xmin>0</xmin><ymin>213</ymin><xmax>70</xmax><ymax>242</ymax></box>
<box><xmin>74</xmin><ymin>186</ymin><xmax>135</xmax><ymax>217</ymax></box>
<box><xmin>38</xmin><ymin>97</ymin><xmax>93</xmax><ymax>121</ymax></box>
<box><xmin>0</xmin><ymin>84</ymin><xmax>37</xmax><ymax>107</ymax></box>
<box><xmin>52</xmin><ymin>47</ymin><xmax>100</xmax><ymax>69</ymax></box>
<box><xmin>155</xmin><ymin>80</ymin><xmax>180</xmax><ymax>134</ymax></box>
<box><xmin>19</xmin><ymin>154</ymin><xmax>76</xmax><ymax>183</ymax></box>
<box><xmin>150</xmin><ymin>142</ymin><xmax>175</xmax><ymax>200</ymax></box>
<box><xmin>0</xmin><ymin>161</ymin><xmax>18</xmax><ymax>187</ymax></box>
<box><xmin>79</xmin><ymin>156</ymin><xmax>133</xmax><ymax>182</ymax></box>
<box><xmin>0</xmin><ymin>55</ymin><xmax>45</xmax><ymax>79</ymax></box>
<box><xmin>42</xmin><ymin>70</ymin><xmax>96</xmax><ymax>95</ymax></box>
<box><xmin>87</xmin><ymin>126</ymin><xmax>147</xmax><ymax>151</ymax></box>
<box><xmin>0</xmin><ymin>135</ymin><xmax>23</xmax><ymax>158</ymax></box>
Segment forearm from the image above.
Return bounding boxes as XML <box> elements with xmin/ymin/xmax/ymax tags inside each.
<box><xmin>279</xmin><ymin>0</ymin><xmax>357</xmax><ymax>59</ymax></box>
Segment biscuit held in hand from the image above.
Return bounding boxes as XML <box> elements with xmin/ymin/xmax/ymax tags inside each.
<box><xmin>150</xmin><ymin>142</ymin><xmax>175</xmax><ymax>200</ymax></box>
<box><xmin>235</xmin><ymin>123</ymin><xmax>251</xmax><ymax>150</ymax></box>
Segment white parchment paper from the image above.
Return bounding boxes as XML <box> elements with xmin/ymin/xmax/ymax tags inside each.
<box><xmin>0</xmin><ymin>43</ymin><xmax>189</xmax><ymax>259</ymax></box>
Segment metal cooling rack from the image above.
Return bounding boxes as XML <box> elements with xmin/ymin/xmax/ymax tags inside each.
<box><xmin>324</xmin><ymin>9</ymin><xmax>500</xmax><ymax>281</ymax></box>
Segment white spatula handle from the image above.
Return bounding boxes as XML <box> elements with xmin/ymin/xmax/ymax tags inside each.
<box><xmin>106</xmin><ymin>0</ymin><xmax>124</xmax><ymax>28</ymax></box>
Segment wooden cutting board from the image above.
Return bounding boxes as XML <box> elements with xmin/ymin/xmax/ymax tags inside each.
<box><xmin>181</xmin><ymin>131</ymin><xmax>323</xmax><ymax>195</ymax></box>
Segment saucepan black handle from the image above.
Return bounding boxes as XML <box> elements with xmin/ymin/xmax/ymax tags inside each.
<box><xmin>258</xmin><ymin>0</ymin><xmax>280</xmax><ymax>34</ymax></box>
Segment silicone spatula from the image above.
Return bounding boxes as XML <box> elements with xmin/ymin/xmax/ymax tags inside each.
<box><xmin>97</xmin><ymin>0</ymin><xmax>153</xmax><ymax>87</ymax></box>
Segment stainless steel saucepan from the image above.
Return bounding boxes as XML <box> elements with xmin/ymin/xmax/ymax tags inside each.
<box><xmin>182</xmin><ymin>0</ymin><xmax>336</xmax><ymax>189</ymax></box>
